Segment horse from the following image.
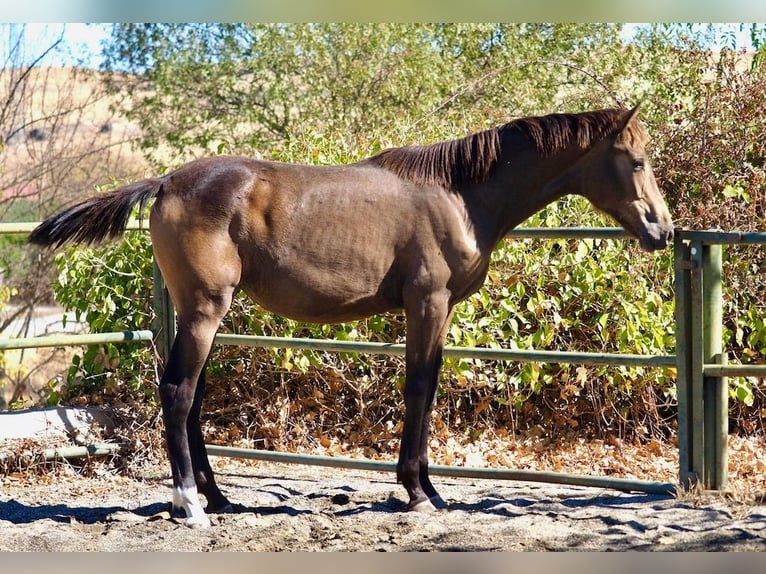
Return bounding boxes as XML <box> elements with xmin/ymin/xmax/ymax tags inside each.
<box><xmin>28</xmin><ymin>105</ymin><xmax>674</xmax><ymax>528</ymax></box>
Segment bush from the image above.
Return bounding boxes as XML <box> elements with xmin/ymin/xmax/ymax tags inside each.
<box><xmin>50</xmin><ymin>229</ymin><xmax>156</xmax><ymax>403</ymax></box>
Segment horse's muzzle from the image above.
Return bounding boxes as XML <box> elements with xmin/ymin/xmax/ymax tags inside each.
<box><xmin>639</xmin><ymin>223</ymin><xmax>674</xmax><ymax>252</ymax></box>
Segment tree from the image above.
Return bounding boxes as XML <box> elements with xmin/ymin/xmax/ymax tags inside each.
<box><xmin>101</xmin><ymin>23</ymin><xmax>638</xmax><ymax>167</ymax></box>
<box><xmin>0</xmin><ymin>24</ymin><xmax>145</xmax><ymax>408</ymax></box>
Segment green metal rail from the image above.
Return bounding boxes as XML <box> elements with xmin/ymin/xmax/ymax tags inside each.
<box><xmin>0</xmin><ymin>330</ymin><xmax>153</xmax><ymax>350</ymax></box>
<box><xmin>3</xmin><ymin>222</ymin><xmax>765</xmax><ymax>495</ymax></box>
<box><xmin>204</xmin><ymin>444</ymin><xmax>677</xmax><ymax>495</ymax></box>
<box><xmin>214</xmin><ymin>333</ymin><xmax>675</xmax><ymax>368</ymax></box>
<box><xmin>0</xmin><ymin>221</ymin><xmax>149</xmax><ymax>236</ymax></box>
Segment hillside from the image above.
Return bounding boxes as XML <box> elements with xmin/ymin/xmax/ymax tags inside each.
<box><xmin>0</xmin><ymin>66</ymin><xmax>148</xmax><ymax>208</ymax></box>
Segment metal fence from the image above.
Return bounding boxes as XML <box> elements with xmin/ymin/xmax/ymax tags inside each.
<box><xmin>2</xmin><ymin>221</ymin><xmax>765</xmax><ymax>494</ymax></box>
<box><xmin>674</xmin><ymin>230</ymin><xmax>766</xmax><ymax>489</ymax></box>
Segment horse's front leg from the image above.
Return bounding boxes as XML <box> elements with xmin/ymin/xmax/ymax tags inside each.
<box><xmin>417</xmin><ymin>307</ymin><xmax>454</xmax><ymax>507</ymax></box>
<box><xmin>398</xmin><ymin>289</ymin><xmax>453</xmax><ymax>512</ymax></box>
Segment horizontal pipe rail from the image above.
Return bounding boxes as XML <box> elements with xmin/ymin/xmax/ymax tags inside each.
<box><xmin>0</xmin><ymin>220</ymin><xmax>149</xmax><ymax>235</ymax></box>
<box><xmin>40</xmin><ymin>443</ymin><xmax>124</xmax><ymax>460</ymax></box>
<box><xmin>205</xmin><ymin>445</ymin><xmax>676</xmax><ymax>495</ymax></box>
<box><xmin>703</xmin><ymin>364</ymin><xmax>766</xmax><ymax>377</ymax></box>
<box><xmin>0</xmin><ymin>328</ymin><xmax>677</xmax><ymax>370</ymax></box>
<box><xmin>677</xmin><ymin>229</ymin><xmax>766</xmax><ymax>245</ymax></box>
<box><xmin>0</xmin><ymin>330</ymin><xmax>154</xmax><ymax>350</ymax></box>
<box><xmin>0</xmin><ymin>443</ymin><xmax>125</xmax><ymax>462</ymax></box>
<box><xmin>1</xmin><ymin>440</ymin><xmax>674</xmax><ymax>496</ymax></box>
<box><xmin>0</xmin><ymin>222</ymin><xmax>41</xmax><ymax>234</ymax></box>
<box><xmin>214</xmin><ymin>333</ymin><xmax>676</xmax><ymax>368</ymax></box>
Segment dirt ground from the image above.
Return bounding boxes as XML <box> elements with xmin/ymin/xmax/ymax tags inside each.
<box><xmin>1</xmin><ymin>455</ymin><xmax>765</xmax><ymax>552</ymax></box>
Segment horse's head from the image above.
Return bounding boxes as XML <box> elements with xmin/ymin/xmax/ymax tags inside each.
<box><xmin>581</xmin><ymin>105</ymin><xmax>674</xmax><ymax>252</ymax></box>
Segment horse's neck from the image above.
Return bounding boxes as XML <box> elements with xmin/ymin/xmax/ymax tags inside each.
<box><xmin>474</xmin><ymin>144</ymin><xmax>587</xmax><ymax>244</ymax></box>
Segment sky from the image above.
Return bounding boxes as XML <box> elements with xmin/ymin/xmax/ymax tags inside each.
<box><xmin>0</xmin><ymin>23</ymin><xmax>759</xmax><ymax>71</ymax></box>
<box><xmin>0</xmin><ymin>23</ymin><xmax>112</xmax><ymax>68</ymax></box>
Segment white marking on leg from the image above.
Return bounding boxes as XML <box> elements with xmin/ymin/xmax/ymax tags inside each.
<box><xmin>173</xmin><ymin>486</ymin><xmax>211</xmax><ymax>528</ymax></box>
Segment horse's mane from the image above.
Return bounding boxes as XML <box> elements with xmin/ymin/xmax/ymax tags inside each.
<box><xmin>362</xmin><ymin>108</ymin><xmax>645</xmax><ymax>190</ymax></box>
<box><xmin>511</xmin><ymin>109</ymin><xmax>646</xmax><ymax>155</ymax></box>
<box><xmin>362</xmin><ymin>127</ymin><xmax>501</xmax><ymax>191</ymax></box>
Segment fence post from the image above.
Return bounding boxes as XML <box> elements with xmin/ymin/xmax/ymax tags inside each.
<box><xmin>702</xmin><ymin>243</ymin><xmax>728</xmax><ymax>489</ymax></box>
<box><xmin>152</xmin><ymin>258</ymin><xmax>175</xmax><ymax>370</ymax></box>
<box><xmin>674</xmin><ymin>232</ymin><xmax>696</xmax><ymax>487</ymax></box>
<box><xmin>675</xmin><ymin>234</ymin><xmax>729</xmax><ymax>491</ymax></box>
<box><xmin>689</xmin><ymin>240</ymin><xmax>707</xmax><ymax>487</ymax></box>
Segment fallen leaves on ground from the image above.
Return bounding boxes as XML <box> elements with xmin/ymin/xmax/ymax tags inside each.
<box><xmin>2</xmin><ymin>422</ymin><xmax>764</xmax><ymax>500</ymax></box>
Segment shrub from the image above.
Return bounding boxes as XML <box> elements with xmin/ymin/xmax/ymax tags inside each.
<box><xmin>51</xmin><ymin>229</ymin><xmax>156</xmax><ymax>403</ymax></box>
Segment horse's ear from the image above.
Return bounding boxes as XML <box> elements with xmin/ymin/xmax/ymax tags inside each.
<box><xmin>617</xmin><ymin>103</ymin><xmax>641</xmax><ymax>134</ymax></box>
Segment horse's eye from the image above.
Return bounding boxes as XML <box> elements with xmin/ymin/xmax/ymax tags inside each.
<box><xmin>632</xmin><ymin>159</ymin><xmax>645</xmax><ymax>172</ymax></box>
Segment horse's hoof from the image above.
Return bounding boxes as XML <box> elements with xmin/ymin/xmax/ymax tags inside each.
<box><xmin>407</xmin><ymin>498</ymin><xmax>437</xmax><ymax>513</ymax></box>
<box><xmin>185</xmin><ymin>514</ymin><xmax>212</xmax><ymax>529</ymax></box>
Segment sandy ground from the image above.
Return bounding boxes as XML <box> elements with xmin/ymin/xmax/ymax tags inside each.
<box><xmin>1</xmin><ymin>456</ymin><xmax>764</xmax><ymax>552</ymax></box>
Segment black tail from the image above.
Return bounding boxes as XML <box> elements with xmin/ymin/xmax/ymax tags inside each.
<box><xmin>28</xmin><ymin>179</ymin><xmax>163</xmax><ymax>248</ymax></box>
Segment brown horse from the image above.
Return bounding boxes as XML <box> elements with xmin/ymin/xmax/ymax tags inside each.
<box><xmin>29</xmin><ymin>105</ymin><xmax>673</xmax><ymax>527</ymax></box>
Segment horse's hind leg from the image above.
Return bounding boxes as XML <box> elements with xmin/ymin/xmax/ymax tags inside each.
<box><xmin>150</xmin><ymin>187</ymin><xmax>243</xmax><ymax>526</ymax></box>
<box><xmin>159</xmin><ymin>298</ymin><xmax>231</xmax><ymax>528</ymax></box>
<box><xmin>417</xmin><ymin>308</ymin><xmax>454</xmax><ymax>506</ymax></box>
<box><xmin>188</xmin><ymin>365</ymin><xmax>231</xmax><ymax>512</ymax></box>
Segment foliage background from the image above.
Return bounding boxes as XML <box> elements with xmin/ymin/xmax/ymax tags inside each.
<box><xmin>12</xmin><ymin>23</ymin><xmax>766</xmax><ymax>453</ymax></box>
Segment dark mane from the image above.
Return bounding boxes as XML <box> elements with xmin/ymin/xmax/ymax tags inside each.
<box><xmin>361</xmin><ymin>127</ymin><xmax>501</xmax><ymax>190</ymax></box>
<box><xmin>508</xmin><ymin>108</ymin><xmax>646</xmax><ymax>155</ymax></box>
<box><xmin>362</xmin><ymin>108</ymin><xmax>644</xmax><ymax>190</ymax></box>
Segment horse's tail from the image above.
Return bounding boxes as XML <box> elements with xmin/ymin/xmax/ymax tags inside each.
<box><xmin>28</xmin><ymin>178</ymin><xmax>163</xmax><ymax>248</ymax></box>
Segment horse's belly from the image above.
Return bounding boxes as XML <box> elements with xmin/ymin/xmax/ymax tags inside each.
<box><xmin>241</xmin><ymin>254</ymin><xmax>400</xmax><ymax>324</ymax></box>
<box><xmin>245</xmin><ymin>283</ymin><xmax>396</xmax><ymax>323</ymax></box>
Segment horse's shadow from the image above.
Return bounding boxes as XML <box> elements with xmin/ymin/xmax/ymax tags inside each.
<box><xmin>0</xmin><ymin>498</ymin><xmax>137</xmax><ymax>525</ymax></box>
<box><xmin>0</xmin><ymin>497</ymin><xmax>315</xmax><ymax>525</ymax></box>
<box><xmin>0</xmin><ymin>476</ymin><xmax>677</xmax><ymax>525</ymax></box>
<box><xmin>334</xmin><ymin>489</ymin><xmax>676</xmax><ymax>518</ymax></box>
